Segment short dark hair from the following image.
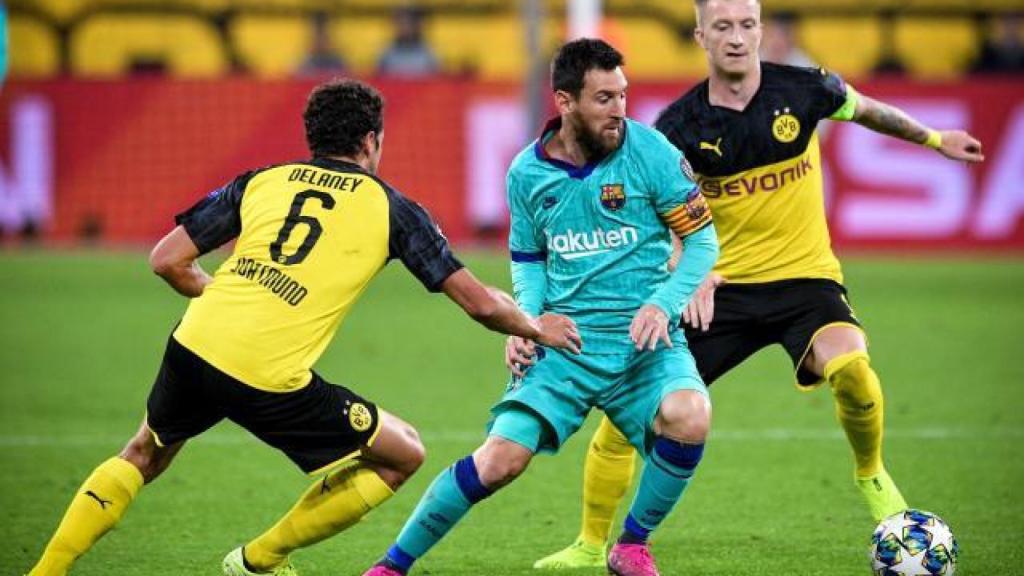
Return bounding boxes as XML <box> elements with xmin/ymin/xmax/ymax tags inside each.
<box><xmin>551</xmin><ymin>38</ymin><xmax>624</xmax><ymax>97</ymax></box>
<box><xmin>303</xmin><ymin>78</ymin><xmax>384</xmax><ymax>158</ymax></box>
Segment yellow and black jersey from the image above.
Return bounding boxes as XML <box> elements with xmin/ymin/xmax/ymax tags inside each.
<box><xmin>172</xmin><ymin>157</ymin><xmax>463</xmax><ymax>392</ymax></box>
<box><xmin>655</xmin><ymin>62</ymin><xmax>858</xmax><ymax>284</ymax></box>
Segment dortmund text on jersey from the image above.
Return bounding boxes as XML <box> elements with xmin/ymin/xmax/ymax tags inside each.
<box><xmin>173</xmin><ymin>158</ymin><xmax>461</xmax><ymax>392</ymax></box>
<box><xmin>655</xmin><ymin>63</ymin><xmax>858</xmax><ymax>284</ymax></box>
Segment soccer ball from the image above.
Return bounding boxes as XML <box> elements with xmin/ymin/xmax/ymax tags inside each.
<box><xmin>869</xmin><ymin>509</ymin><xmax>959</xmax><ymax>576</ymax></box>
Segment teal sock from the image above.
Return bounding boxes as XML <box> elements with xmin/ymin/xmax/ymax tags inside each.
<box><xmin>622</xmin><ymin>439</ymin><xmax>704</xmax><ymax>542</ymax></box>
<box><xmin>388</xmin><ymin>456</ymin><xmax>491</xmax><ymax>569</ymax></box>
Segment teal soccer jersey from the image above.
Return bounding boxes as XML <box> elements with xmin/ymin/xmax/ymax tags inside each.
<box><xmin>497</xmin><ymin>117</ymin><xmax>718</xmax><ymax>452</ymax></box>
<box><xmin>508</xmin><ymin>117</ymin><xmax>713</xmax><ymax>354</ymax></box>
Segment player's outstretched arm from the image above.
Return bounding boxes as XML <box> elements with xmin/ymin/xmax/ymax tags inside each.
<box><xmin>441</xmin><ymin>268</ymin><xmax>581</xmax><ymax>353</ymax></box>
<box><xmin>852</xmin><ymin>94</ymin><xmax>984</xmax><ymax>163</ymax></box>
<box><xmin>149</xmin><ymin>225</ymin><xmax>212</xmax><ymax>298</ymax></box>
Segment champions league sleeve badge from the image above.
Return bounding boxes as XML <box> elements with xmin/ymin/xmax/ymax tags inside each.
<box><xmin>680</xmin><ymin>156</ymin><xmax>696</xmax><ymax>182</ymax></box>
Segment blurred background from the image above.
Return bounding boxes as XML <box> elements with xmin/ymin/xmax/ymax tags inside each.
<box><xmin>2</xmin><ymin>3</ymin><xmax>1024</xmax><ymax>574</ymax></box>
<box><xmin>1</xmin><ymin>0</ymin><xmax>1023</xmax><ymax>250</ymax></box>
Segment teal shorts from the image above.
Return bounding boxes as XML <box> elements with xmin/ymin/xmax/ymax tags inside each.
<box><xmin>488</xmin><ymin>336</ymin><xmax>707</xmax><ymax>455</ymax></box>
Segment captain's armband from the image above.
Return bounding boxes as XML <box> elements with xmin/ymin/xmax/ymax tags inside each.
<box><xmin>661</xmin><ymin>189</ymin><xmax>712</xmax><ymax>238</ymax></box>
<box><xmin>830</xmin><ymin>85</ymin><xmax>860</xmax><ymax>122</ymax></box>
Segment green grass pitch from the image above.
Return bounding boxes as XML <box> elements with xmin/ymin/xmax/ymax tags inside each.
<box><xmin>2</xmin><ymin>250</ymin><xmax>1022</xmax><ymax>575</ymax></box>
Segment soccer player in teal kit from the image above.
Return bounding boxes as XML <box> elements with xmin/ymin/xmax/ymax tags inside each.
<box><xmin>363</xmin><ymin>39</ymin><xmax>719</xmax><ymax>576</ymax></box>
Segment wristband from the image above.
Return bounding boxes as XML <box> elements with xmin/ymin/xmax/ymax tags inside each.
<box><xmin>924</xmin><ymin>130</ymin><xmax>942</xmax><ymax>150</ymax></box>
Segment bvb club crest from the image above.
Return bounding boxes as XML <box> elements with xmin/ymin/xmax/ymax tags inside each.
<box><xmin>772</xmin><ymin>107</ymin><xmax>801</xmax><ymax>143</ymax></box>
<box><xmin>600</xmin><ymin>184</ymin><xmax>626</xmax><ymax>211</ymax></box>
<box><xmin>348</xmin><ymin>402</ymin><xmax>373</xmax><ymax>432</ymax></box>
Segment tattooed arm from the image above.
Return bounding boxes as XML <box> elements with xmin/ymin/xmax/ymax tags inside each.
<box><xmin>852</xmin><ymin>94</ymin><xmax>985</xmax><ymax>163</ymax></box>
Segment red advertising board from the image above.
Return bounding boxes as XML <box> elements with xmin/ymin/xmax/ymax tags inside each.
<box><xmin>1</xmin><ymin>77</ymin><xmax>1022</xmax><ymax>250</ymax></box>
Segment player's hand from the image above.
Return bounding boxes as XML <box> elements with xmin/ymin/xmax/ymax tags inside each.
<box><xmin>534</xmin><ymin>313</ymin><xmax>582</xmax><ymax>355</ymax></box>
<box><xmin>630</xmin><ymin>304</ymin><xmax>672</xmax><ymax>351</ymax></box>
<box><xmin>682</xmin><ymin>273</ymin><xmax>726</xmax><ymax>332</ymax></box>
<box><xmin>505</xmin><ymin>335</ymin><xmax>537</xmax><ymax>377</ymax></box>
<box><xmin>938</xmin><ymin>130</ymin><xmax>984</xmax><ymax>163</ymax></box>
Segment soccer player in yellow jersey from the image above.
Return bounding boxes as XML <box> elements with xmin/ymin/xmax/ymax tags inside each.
<box><xmin>25</xmin><ymin>79</ymin><xmax>581</xmax><ymax>576</ymax></box>
<box><xmin>530</xmin><ymin>0</ymin><xmax>986</xmax><ymax>569</ymax></box>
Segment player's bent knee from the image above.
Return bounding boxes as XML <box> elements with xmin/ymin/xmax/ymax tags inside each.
<box><xmin>119</xmin><ymin>433</ymin><xmax>170</xmax><ymax>484</ymax></box>
<box><xmin>399</xmin><ymin>446</ymin><xmax>426</xmax><ymax>484</ymax></box>
<box><xmin>657</xmin><ymin>390</ymin><xmax>711</xmax><ymax>443</ymax></box>
<box><xmin>826</xmin><ymin>352</ymin><xmax>881</xmax><ymax>405</ymax></box>
<box><xmin>395</xmin><ymin>422</ymin><xmax>426</xmax><ymax>475</ymax></box>
<box><xmin>368</xmin><ymin>417</ymin><xmax>427</xmax><ymax>488</ymax></box>
<box><xmin>474</xmin><ymin>436</ymin><xmax>533</xmax><ymax>489</ymax></box>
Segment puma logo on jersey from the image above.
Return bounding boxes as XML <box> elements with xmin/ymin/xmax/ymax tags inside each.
<box><xmin>700</xmin><ymin>137</ymin><xmax>723</xmax><ymax>157</ymax></box>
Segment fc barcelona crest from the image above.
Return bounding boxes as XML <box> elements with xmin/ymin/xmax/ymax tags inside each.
<box><xmin>600</xmin><ymin>184</ymin><xmax>626</xmax><ymax>211</ymax></box>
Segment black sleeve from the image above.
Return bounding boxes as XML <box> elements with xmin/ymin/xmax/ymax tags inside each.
<box><xmin>808</xmin><ymin>66</ymin><xmax>850</xmax><ymax>122</ymax></box>
<box><xmin>387</xmin><ymin>191</ymin><xmax>464</xmax><ymax>292</ymax></box>
<box><xmin>653</xmin><ymin>99</ymin><xmax>686</xmax><ymax>151</ymax></box>
<box><xmin>174</xmin><ymin>171</ymin><xmax>254</xmax><ymax>254</ymax></box>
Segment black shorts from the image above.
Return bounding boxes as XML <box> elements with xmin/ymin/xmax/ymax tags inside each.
<box><xmin>683</xmin><ymin>278</ymin><xmax>862</xmax><ymax>387</ymax></box>
<box><xmin>146</xmin><ymin>335</ymin><xmax>381</xmax><ymax>475</ymax></box>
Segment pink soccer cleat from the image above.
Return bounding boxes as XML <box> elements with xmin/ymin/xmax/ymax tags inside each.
<box><xmin>361</xmin><ymin>565</ymin><xmax>404</xmax><ymax>576</ymax></box>
<box><xmin>607</xmin><ymin>542</ymin><xmax>661</xmax><ymax>576</ymax></box>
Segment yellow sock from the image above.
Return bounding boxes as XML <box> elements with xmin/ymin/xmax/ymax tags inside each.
<box><xmin>826</xmin><ymin>351</ymin><xmax>884</xmax><ymax>478</ymax></box>
<box><xmin>579</xmin><ymin>416</ymin><xmax>636</xmax><ymax>547</ymax></box>
<box><xmin>28</xmin><ymin>457</ymin><xmax>144</xmax><ymax>576</ymax></box>
<box><xmin>244</xmin><ymin>464</ymin><xmax>394</xmax><ymax>570</ymax></box>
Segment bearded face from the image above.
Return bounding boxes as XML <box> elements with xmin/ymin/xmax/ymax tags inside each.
<box><xmin>569</xmin><ymin>105</ymin><xmax>625</xmax><ymax>159</ymax></box>
<box><xmin>560</xmin><ymin>66</ymin><xmax>628</xmax><ymax>161</ymax></box>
